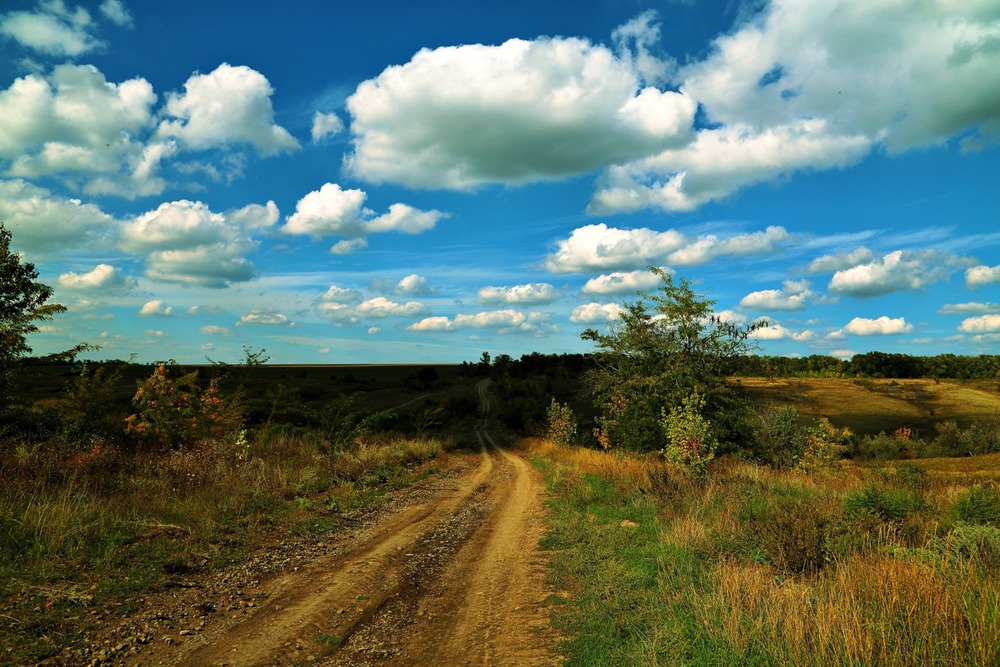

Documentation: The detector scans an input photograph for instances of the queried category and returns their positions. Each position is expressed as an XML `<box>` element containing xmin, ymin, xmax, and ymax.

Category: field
<box><xmin>738</xmin><ymin>376</ymin><xmax>1000</xmax><ymax>436</ymax></box>
<box><xmin>2</xmin><ymin>366</ymin><xmax>1000</xmax><ymax>665</ymax></box>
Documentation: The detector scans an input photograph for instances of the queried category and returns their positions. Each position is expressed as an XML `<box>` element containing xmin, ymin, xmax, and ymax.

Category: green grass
<box><xmin>532</xmin><ymin>439</ymin><xmax>1000</xmax><ymax>666</ymax></box>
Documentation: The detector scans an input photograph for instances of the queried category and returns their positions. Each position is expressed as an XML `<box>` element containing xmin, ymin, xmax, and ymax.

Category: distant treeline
<box><xmin>460</xmin><ymin>351</ymin><xmax>1000</xmax><ymax>382</ymax></box>
<box><xmin>733</xmin><ymin>352</ymin><xmax>1000</xmax><ymax>380</ymax></box>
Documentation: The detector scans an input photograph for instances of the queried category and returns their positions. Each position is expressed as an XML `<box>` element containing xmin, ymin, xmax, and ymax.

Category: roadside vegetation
<box><xmin>531</xmin><ymin>438</ymin><xmax>1000</xmax><ymax>665</ymax></box>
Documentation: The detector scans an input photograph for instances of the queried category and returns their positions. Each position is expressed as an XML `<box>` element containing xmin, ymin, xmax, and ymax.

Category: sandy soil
<box><xmin>101</xmin><ymin>380</ymin><xmax>559</xmax><ymax>667</ymax></box>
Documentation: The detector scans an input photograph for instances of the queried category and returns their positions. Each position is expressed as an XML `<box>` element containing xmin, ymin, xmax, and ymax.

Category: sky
<box><xmin>1</xmin><ymin>0</ymin><xmax>999</xmax><ymax>365</ymax></box>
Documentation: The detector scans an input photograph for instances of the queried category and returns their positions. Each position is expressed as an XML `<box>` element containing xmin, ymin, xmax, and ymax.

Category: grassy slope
<box><xmin>739</xmin><ymin>377</ymin><xmax>1000</xmax><ymax>436</ymax></box>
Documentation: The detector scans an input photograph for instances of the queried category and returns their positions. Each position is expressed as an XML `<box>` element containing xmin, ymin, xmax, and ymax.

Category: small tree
<box><xmin>545</xmin><ymin>399</ymin><xmax>578</xmax><ymax>446</ymax></box>
<box><xmin>661</xmin><ymin>393</ymin><xmax>716</xmax><ymax>476</ymax></box>
<box><xmin>581</xmin><ymin>267</ymin><xmax>764</xmax><ymax>452</ymax></box>
<box><xmin>0</xmin><ymin>222</ymin><xmax>68</xmax><ymax>409</ymax></box>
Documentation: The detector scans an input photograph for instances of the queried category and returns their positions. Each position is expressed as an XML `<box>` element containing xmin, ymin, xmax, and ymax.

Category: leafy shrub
<box><xmin>797</xmin><ymin>418</ymin><xmax>850</xmax><ymax>474</ymax></box>
<box><xmin>942</xmin><ymin>523</ymin><xmax>1000</xmax><ymax>565</ymax></box>
<box><xmin>124</xmin><ymin>364</ymin><xmax>242</xmax><ymax>449</ymax></box>
<box><xmin>737</xmin><ymin>488</ymin><xmax>833</xmax><ymax>574</ymax></box>
<box><xmin>953</xmin><ymin>485</ymin><xmax>1000</xmax><ymax>527</ymax></box>
<box><xmin>741</xmin><ymin>405</ymin><xmax>805</xmax><ymax>468</ymax></box>
<box><xmin>545</xmin><ymin>399</ymin><xmax>578</xmax><ymax>446</ymax></box>
<box><xmin>661</xmin><ymin>393</ymin><xmax>716</xmax><ymax>476</ymax></box>
<box><xmin>845</xmin><ymin>483</ymin><xmax>926</xmax><ymax>523</ymax></box>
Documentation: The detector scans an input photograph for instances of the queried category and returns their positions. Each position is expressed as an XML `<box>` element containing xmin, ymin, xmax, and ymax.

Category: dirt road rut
<box><xmin>153</xmin><ymin>382</ymin><xmax>557</xmax><ymax>666</ymax></box>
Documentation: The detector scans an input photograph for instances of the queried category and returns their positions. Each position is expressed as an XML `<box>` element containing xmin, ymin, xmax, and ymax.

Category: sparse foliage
<box><xmin>661</xmin><ymin>393</ymin><xmax>716</xmax><ymax>476</ymax></box>
<box><xmin>545</xmin><ymin>399</ymin><xmax>578</xmax><ymax>446</ymax></box>
<box><xmin>582</xmin><ymin>267</ymin><xmax>764</xmax><ymax>452</ymax></box>
<box><xmin>798</xmin><ymin>417</ymin><xmax>851</xmax><ymax>474</ymax></box>
<box><xmin>124</xmin><ymin>364</ymin><xmax>242</xmax><ymax>448</ymax></box>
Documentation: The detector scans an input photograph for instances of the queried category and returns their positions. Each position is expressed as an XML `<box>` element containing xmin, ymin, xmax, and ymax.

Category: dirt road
<box><xmin>136</xmin><ymin>380</ymin><xmax>558</xmax><ymax>666</ymax></box>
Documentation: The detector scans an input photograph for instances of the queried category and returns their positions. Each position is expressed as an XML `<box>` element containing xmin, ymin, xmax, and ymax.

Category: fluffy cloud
<box><xmin>591</xmin><ymin>120</ymin><xmax>869</xmax><ymax>213</ymax></box>
<box><xmin>938</xmin><ymin>302</ymin><xmax>1000</xmax><ymax>315</ymax></box>
<box><xmin>739</xmin><ymin>280</ymin><xmax>814</xmax><ymax>312</ymax></box>
<box><xmin>345</xmin><ymin>32</ymin><xmax>695</xmax><ymax>189</ymax></box>
<box><xmin>408</xmin><ymin>310</ymin><xmax>554</xmax><ymax>334</ymax></box>
<box><xmin>311</xmin><ymin>112</ymin><xmax>344</xmax><ymax>142</ymax></box>
<box><xmin>200</xmin><ymin>325</ymin><xmax>231</xmax><ymax>336</ymax></box>
<box><xmin>156</xmin><ymin>64</ymin><xmax>299</xmax><ymax>156</ymax></box>
<box><xmin>57</xmin><ymin>263</ymin><xmax>135</xmax><ymax>293</ymax></box>
<box><xmin>138</xmin><ymin>299</ymin><xmax>172</xmax><ymax>317</ymax></box>
<box><xmin>0</xmin><ymin>1</ymin><xmax>100</xmax><ymax>56</ymax></box>
<box><xmin>0</xmin><ymin>65</ymin><xmax>161</xmax><ymax>194</ymax></box>
<box><xmin>958</xmin><ymin>315</ymin><xmax>1000</xmax><ymax>334</ymax></box>
<box><xmin>238</xmin><ymin>308</ymin><xmax>292</xmax><ymax>326</ymax></box>
<box><xmin>120</xmin><ymin>199</ymin><xmax>278</xmax><ymax>287</ymax></box>
<box><xmin>321</xmin><ymin>285</ymin><xmax>364</xmax><ymax>303</ymax></box>
<box><xmin>592</xmin><ymin>0</ymin><xmax>1000</xmax><ymax>212</ymax></box>
<box><xmin>283</xmin><ymin>183</ymin><xmax>447</xmax><ymax>251</ymax></box>
<box><xmin>831</xmin><ymin>316</ymin><xmax>914</xmax><ymax>337</ymax></box>
<box><xmin>581</xmin><ymin>269</ymin><xmax>663</xmax><ymax>295</ymax></box>
<box><xmin>966</xmin><ymin>264</ymin><xmax>1000</xmax><ymax>289</ymax></box>
<box><xmin>478</xmin><ymin>283</ymin><xmax>560</xmax><ymax>305</ymax></box>
<box><xmin>318</xmin><ymin>296</ymin><xmax>428</xmax><ymax>324</ymax></box>
<box><xmin>570</xmin><ymin>302</ymin><xmax>626</xmax><ymax>324</ymax></box>
<box><xmin>0</xmin><ymin>178</ymin><xmax>115</xmax><ymax>252</ymax></box>
<box><xmin>748</xmin><ymin>323</ymin><xmax>815</xmax><ymax>341</ymax></box>
<box><xmin>395</xmin><ymin>274</ymin><xmax>434</xmax><ymax>296</ymax></box>
<box><xmin>828</xmin><ymin>250</ymin><xmax>960</xmax><ymax>298</ymax></box>
<box><xmin>544</xmin><ymin>223</ymin><xmax>789</xmax><ymax>273</ymax></box>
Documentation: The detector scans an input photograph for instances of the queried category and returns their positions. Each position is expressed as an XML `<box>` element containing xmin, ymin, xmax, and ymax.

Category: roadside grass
<box><xmin>739</xmin><ymin>377</ymin><xmax>1000</xmax><ymax>436</ymax></box>
<box><xmin>531</xmin><ymin>438</ymin><xmax>1000</xmax><ymax>666</ymax></box>
<box><xmin>0</xmin><ymin>430</ymin><xmax>448</xmax><ymax>663</ymax></box>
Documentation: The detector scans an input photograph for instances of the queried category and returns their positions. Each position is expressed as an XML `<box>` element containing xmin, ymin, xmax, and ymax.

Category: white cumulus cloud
<box><xmin>0</xmin><ymin>178</ymin><xmax>115</xmax><ymax>253</ymax></box>
<box><xmin>156</xmin><ymin>64</ymin><xmax>299</xmax><ymax>156</ymax></box>
<box><xmin>478</xmin><ymin>283</ymin><xmax>560</xmax><ymax>305</ymax></box>
<box><xmin>0</xmin><ymin>1</ymin><xmax>100</xmax><ymax>57</ymax></box>
<box><xmin>591</xmin><ymin>0</ymin><xmax>1000</xmax><ymax>212</ymax></box>
<box><xmin>408</xmin><ymin>310</ymin><xmax>554</xmax><ymax>334</ymax></box>
<box><xmin>582</xmin><ymin>269</ymin><xmax>664</xmax><ymax>295</ymax></box>
<box><xmin>311</xmin><ymin>112</ymin><xmax>344</xmax><ymax>142</ymax></box>
<box><xmin>570</xmin><ymin>302</ymin><xmax>626</xmax><ymax>324</ymax></box>
<box><xmin>282</xmin><ymin>183</ymin><xmax>447</xmax><ymax>251</ymax></box>
<box><xmin>138</xmin><ymin>299</ymin><xmax>172</xmax><ymax>317</ymax></box>
<box><xmin>966</xmin><ymin>264</ymin><xmax>1000</xmax><ymax>289</ymax></box>
<box><xmin>120</xmin><ymin>199</ymin><xmax>278</xmax><ymax>288</ymax></box>
<box><xmin>58</xmin><ymin>263</ymin><xmax>135</xmax><ymax>293</ymax></box>
<box><xmin>545</xmin><ymin>223</ymin><xmax>789</xmax><ymax>273</ymax></box>
<box><xmin>938</xmin><ymin>302</ymin><xmax>1000</xmax><ymax>315</ymax></box>
<box><xmin>958</xmin><ymin>315</ymin><xmax>1000</xmax><ymax>334</ymax></box>
<box><xmin>345</xmin><ymin>32</ymin><xmax>695</xmax><ymax>189</ymax></box>
<box><xmin>238</xmin><ymin>308</ymin><xmax>293</xmax><ymax>326</ymax></box>
<box><xmin>831</xmin><ymin>316</ymin><xmax>914</xmax><ymax>337</ymax></box>
<box><xmin>828</xmin><ymin>250</ymin><xmax>953</xmax><ymax>298</ymax></box>
<box><xmin>739</xmin><ymin>280</ymin><xmax>814</xmax><ymax>312</ymax></box>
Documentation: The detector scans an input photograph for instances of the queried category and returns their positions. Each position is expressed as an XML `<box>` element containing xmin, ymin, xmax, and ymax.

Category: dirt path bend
<box><xmin>144</xmin><ymin>380</ymin><xmax>558</xmax><ymax>667</ymax></box>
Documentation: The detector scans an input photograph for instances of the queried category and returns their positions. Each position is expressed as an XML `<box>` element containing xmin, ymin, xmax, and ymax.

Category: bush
<box><xmin>661</xmin><ymin>393</ymin><xmax>716</xmax><ymax>476</ymax></box>
<box><xmin>545</xmin><ymin>399</ymin><xmax>577</xmax><ymax>446</ymax></box>
<box><xmin>124</xmin><ymin>365</ymin><xmax>242</xmax><ymax>449</ymax></box>
<box><xmin>845</xmin><ymin>483</ymin><xmax>926</xmax><ymax>523</ymax></box>
<box><xmin>741</xmin><ymin>405</ymin><xmax>805</xmax><ymax>468</ymax></box>
<box><xmin>953</xmin><ymin>485</ymin><xmax>1000</xmax><ymax>527</ymax></box>
<box><xmin>797</xmin><ymin>418</ymin><xmax>850</xmax><ymax>474</ymax></box>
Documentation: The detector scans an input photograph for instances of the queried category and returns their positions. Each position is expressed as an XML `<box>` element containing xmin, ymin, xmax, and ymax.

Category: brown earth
<box><xmin>56</xmin><ymin>380</ymin><xmax>560</xmax><ymax>667</ymax></box>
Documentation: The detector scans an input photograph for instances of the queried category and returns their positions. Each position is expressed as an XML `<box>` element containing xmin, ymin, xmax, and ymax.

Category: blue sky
<box><xmin>2</xmin><ymin>0</ymin><xmax>999</xmax><ymax>364</ymax></box>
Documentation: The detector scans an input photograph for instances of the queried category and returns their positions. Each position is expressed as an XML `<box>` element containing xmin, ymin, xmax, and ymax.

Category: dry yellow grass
<box><xmin>739</xmin><ymin>377</ymin><xmax>1000</xmax><ymax>435</ymax></box>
